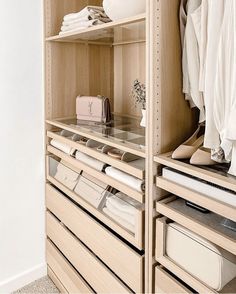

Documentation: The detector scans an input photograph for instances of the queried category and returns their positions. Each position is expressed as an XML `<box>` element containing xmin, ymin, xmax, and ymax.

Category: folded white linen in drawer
<box><xmin>163</xmin><ymin>167</ymin><xmax>236</xmax><ymax>207</ymax></box>
<box><xmin>54</xmin><ymin>162</ymin><xmax>80</xmax><ymax>190</ymax></box>
<box><xmin>103</xmin><ymin>207</ymin><xmax>135</xmax><ymax>233</ymax></box>
<box><xmin>75</xmin><ymin>151</ymin><xmax>106</xmax><ymax>171</ymax></box>
<box><xmin>105</xmin><ymin>166</ymin><xmax>145</xmax><ymax>192</ymax></box>
<box><xmin>50</xmin><ymin>139</ymin><xmax>75</xmax><ymax>155</ymax></box>
<box><xmin>74</xmin><ymin>172</ymin><xmax>107</xmax><ymax>208</ymax></box>
<box><xmin>166</xmin><ymin>223</ymin><xmax>236</xmax><ymax>291</ymax></box>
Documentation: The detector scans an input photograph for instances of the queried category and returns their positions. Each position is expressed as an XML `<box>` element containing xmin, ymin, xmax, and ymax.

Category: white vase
<box><xmin>140</xmin><ymin>109</ymin><xmax>146</xmax><ymax>127</ymax></box>
<box><xmin>103</xmin><ymin>0</ymin><xmax>146</xmax><ymax>21</ymax></box>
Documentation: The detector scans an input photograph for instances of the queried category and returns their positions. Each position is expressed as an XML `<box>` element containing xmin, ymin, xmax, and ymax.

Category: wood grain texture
<box><xmin>46</xmin><ymin>184</ymin><xmax>144</xmax><ymax>293</ymax></box>
<box><xmin>47</xmin><ymin>242</ymin><xmax>93</xmax><ymax>293</ymax></box>
<box><xmin>155</xmin><ymin>266</ymin><xmax>192</xmax><ymax>294</ymax></box>
<box><xmin>46</xmin><ymin>212</ymin><xmax>131</xmax><ymax>293</ymax></box>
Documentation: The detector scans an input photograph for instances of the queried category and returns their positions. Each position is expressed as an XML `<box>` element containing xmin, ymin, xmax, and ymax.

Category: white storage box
<box><xmin>166</xmin><ymin>223</ymin><xmax>236</xmax><ymax>291</ymax></box>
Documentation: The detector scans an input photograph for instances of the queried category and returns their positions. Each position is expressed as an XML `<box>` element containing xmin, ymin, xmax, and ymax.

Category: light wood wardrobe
<box><xmin>44</xmin><ymin>0</ymin><xmax>236</xmax><ymax>293</ymax></box>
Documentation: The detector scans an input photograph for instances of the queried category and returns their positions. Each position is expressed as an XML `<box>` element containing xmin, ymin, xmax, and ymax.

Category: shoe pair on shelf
<box><xmin>172</xmin><ymin>125</ymin><xmax>217</xmax><ymax>165</ymax></box>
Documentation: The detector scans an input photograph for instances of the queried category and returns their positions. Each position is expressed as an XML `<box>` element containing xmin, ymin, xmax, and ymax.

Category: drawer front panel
<box><xmin>46</xmin><ymin>212</ymin><xmax>131</xmax><ymax>294</ymax></box>
<box><xmin>47</xmin><ymin>239</ymin><xmax>93</xmax><ymax>293</ymax></box>
<box><xmin>48</xmin><ymin>267</ymin><xmax>68</xmax><ymax>294</ymax></box>
<box><xmin>46</xmin><ymin>184</ymin><xmax>143</xmax><ymax>293</ymax></box>
<box><xmin>155</xmin><ymin>266</ymin><xmax>191</xmax><ymax>294</ymax></box>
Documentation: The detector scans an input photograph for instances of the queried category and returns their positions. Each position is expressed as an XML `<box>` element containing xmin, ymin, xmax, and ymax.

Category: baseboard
<box><xmin>0</xmin><ymin>263</ymin><xmax>47</xmax><ymax>294</ymax></box>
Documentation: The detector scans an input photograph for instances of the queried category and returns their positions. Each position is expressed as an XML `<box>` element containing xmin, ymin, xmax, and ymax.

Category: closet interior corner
<box><xmin>44</xmin><ymin>0</ymin><xmax>236</xmax><ymax>293</ymax></box>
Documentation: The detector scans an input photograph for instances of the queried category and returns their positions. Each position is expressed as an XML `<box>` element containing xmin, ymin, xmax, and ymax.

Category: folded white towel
<box><xmin>60</xmin><ymin>19</ymin><xmax>103</xmax><ymax>32</ymax></box>
<box><xmin>103</xmin><ymin>207</ymin><xmax>135</xmax><ymax>233</ymax></box>
<box><xmin>59</xmin><ymin>27</ymin><xmax>88</xmax><ymax>35</ymax></box>
<box><xmin>64</xmin><ymin>6</ymin><xmax>107</xmax><ymax>22</ymax></box>
<box><xmin>50</xmin><ymin>139</ymin><xmax>75</xmax><ymax>155</ymax></box>
<box><xmin>106</xmin><ymin>201</ymin><xmax>135</xmax><ymax>226</ymax></box>
<box><xmin>63</xmin><ymin>16</ymin><xmax>111</xmax><ymax>26</ymax></box>
<box><xmin>107</xmin><ymin>195</ymin><xmax>136</xmax><ymax>216</ymax></box>
<box><xmin>105</xmin><ymin>166</ymin><xmax>145</xmax><ymax>192</ymax></box>
<box><xmin>75</xmin><ymin>151</ymin><xmax>106</xmax><ymax>171</ymax></box>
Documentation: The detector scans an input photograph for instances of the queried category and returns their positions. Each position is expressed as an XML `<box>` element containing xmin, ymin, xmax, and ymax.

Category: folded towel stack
<box><xmin>59</xmin><ymin>6</ymin><xmax>111</xmax><ymax>35</ymax></box>
<box><xmin>103</xmin><ymin>193</ymin><xmax>140</xmax><ymax>233</ymax></box>
<box><xmin>105</xmin><ymin>166</ymin><xmax>145</xmax><ymax>192</ymax></box>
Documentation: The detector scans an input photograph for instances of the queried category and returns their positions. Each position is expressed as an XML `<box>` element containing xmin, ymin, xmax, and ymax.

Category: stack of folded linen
<box><xmin>105</xmin><ymin>166</ymin><xmax>145</xmax><ymax>192</ymax></box>
<box><xmin>59</xmin><ymin>6</ymin><xmax>111</xmax><ymax>35</ymax></box>
<box><xmin>103</xmin><ymin>193</ymin><xmax>139</xmax><ymax>233</ymax></box>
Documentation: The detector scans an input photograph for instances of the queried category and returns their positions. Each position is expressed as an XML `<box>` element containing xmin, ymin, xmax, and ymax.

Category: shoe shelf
<box><xmin>46</xmin><ymin>115</ymin><xmax>146</xmax><ymax>158</ymax></box>
<box><xmin>156</xmin><ymin>196</ymin><xmax>236</xmax><ymax>255</ymax></box>
<box><xmin>154</xmin><ymin>152</ymin><xmax>236</xmax><ymax>192</ymax></box>
<box><xmin>46</xmin><ymin>13</ymin><xmax>146</xmax><ymax>45</ymax></box>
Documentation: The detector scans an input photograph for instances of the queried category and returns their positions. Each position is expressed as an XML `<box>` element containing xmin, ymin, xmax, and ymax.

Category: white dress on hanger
<box><xmin>203</xmin><ymin>0</ymin><xmax>225</xmax><ymax>149</ymax></box>
<box><xmin>182</xmin><ymin>0</ymin><xmax>205</xmax><ymax>122</ymax></box>
<box><xmin>214</xmin><ymin>0</ymin><xmax>236</xmax><ymax>175</ymax></box>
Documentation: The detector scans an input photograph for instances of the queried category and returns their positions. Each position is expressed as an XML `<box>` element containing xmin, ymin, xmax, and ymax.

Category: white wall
<box><xmin>0</xmin><ymin>1</ymin><xmax>45</xmax><ymax>293</ymax></box>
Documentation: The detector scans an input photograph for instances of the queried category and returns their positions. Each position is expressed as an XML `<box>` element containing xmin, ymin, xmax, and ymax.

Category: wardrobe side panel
<box><xmin>113</xmin><ymin>25</ymin><xmax>146</xmax><ymax>118</ymax></box>
<box><xmin>159</xmin><ymin>0</ymin><xmax>197</xmax><ymax>153</ymax></box>
<box><xmin>45</xmin><ymin>0</ymin><xmax>89</xmax><ymax>37</ymax></box>
<box><xmin>88</xmin><ymin>45</ymin><xmax>114</xmax><ymax>108</ymax></box>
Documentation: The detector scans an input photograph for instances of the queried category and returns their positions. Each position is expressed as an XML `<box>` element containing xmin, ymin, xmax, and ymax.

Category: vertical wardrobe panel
<box><xmin>44</xmin><ymin>0</ymin><xmax>89</xmax><ymax>37</ymax></box>
<box><xmin>45</xmin><ymin>42</ymin><xmax>87</xmax><ymax>119</ymax></box>
<box><xmin>88</xmin><ymin>45</ymin><xmax>114</xmax><ymax>106</ymax></box>
<box><xmin>113</xmin><ymin>25</ymin><xmax>146</xmax><ymax>117</ymax></box>
<box><xmin>157</xmin><ymin>0</ymin><xmax>197</xmax><ymax>153</ymax></box>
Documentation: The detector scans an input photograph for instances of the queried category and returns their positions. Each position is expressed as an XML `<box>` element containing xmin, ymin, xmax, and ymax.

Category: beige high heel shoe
<box><xmin>190</xmin><ymin>147</ymin><xmax>218</xmax><ymax>166</ymax></box>
<box><xmin>172</xmin><ymin>125</ymin><xmax>205</xmax><ymax>159</ymax></box>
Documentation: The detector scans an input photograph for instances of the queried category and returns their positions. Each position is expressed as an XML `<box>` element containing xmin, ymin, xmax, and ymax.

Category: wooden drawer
<box><xmin>47</xmin><ymin>130</ymin><xmax>145</xmax><ymax>179</ymax></box>
<box><xmin>46</xmin><ymin>184</ymin><xmax>144</xmax><ymax>293</ymax></box>
<box><xmin>46</xmin><ymin>212</ymin><xmax>130</xmax><ymax>293</ymax></box>
<box><xmin>47</xmin><ymin>147</ymin><xmax>144</xmax><ymax>203</ymax></box>
<box><xmin>48</xmin><ymin>267</ymin><xmax>68</xmax><ymax>293</ymax></box>
<box><xmin>155</xmin><ymin>266</ymin><xmax>191</xmax><ymax>294</ymax></box>
<box><xmin>155</xmin><ymin>218</ymin><xmax>236</xmax><ymax>294</ymax></box>
<box><xmin>47</xmin><ymin>240</ymin><xmax>93</xmax><ymax>293</ymax></box>
<box><xmin>156</xmin><ymin>196</ymin><xmax>236</xmax><ymax>255</ymax></box>
<box><xmin>47</xmin><ymin>156</ymin><xmax>145</xmax><ymax>250</ymax></box>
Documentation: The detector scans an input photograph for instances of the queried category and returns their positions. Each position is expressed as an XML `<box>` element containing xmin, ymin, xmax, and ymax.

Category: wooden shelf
<box><xmin>46</xmin><ymin>117</ymin><xmax>146</xmax><ymax>158</ymax></box>
<box><xmin>156</xmin><ymin>176</ymin><xmax>236</xmax><ymax>222</ymax></box>
<box><xmin>46</xmin><ymin>13</ymin><xmax>146</xmax><ymax>44</ymax></box>
<box><xmin>156</xmin><ymin>196</ymin><xmax>236</xmax><ymax>255</ymax></box>
<box><xmin>154</xmin><ymin>152</ymin><xmax>236</xmax><ymax>193</ymax></box>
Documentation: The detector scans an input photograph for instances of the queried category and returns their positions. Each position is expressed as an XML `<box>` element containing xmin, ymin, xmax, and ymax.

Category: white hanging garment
<box><xmin>203</xmin><ymin>0</ymin><xmax>225</xmax><ymax>149</ymax></box>
<box><xmin>180</xmin><ymin>0</ymin><xmax>195</xmax><ymax>108</ymax></box>
<box><xmin>214</xmin><ymin>0</ymin><xmax>236</xmax><ymax>175</ymax></box>
<box><xmin>199</xmin><ymin>0</ymin><xmax>208</xmax><ymax>92</ymax></box>
<box><xmin>183</xmin><ymin>0</ymin><xmax>205</xmax><ymax>122</ymax></box>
